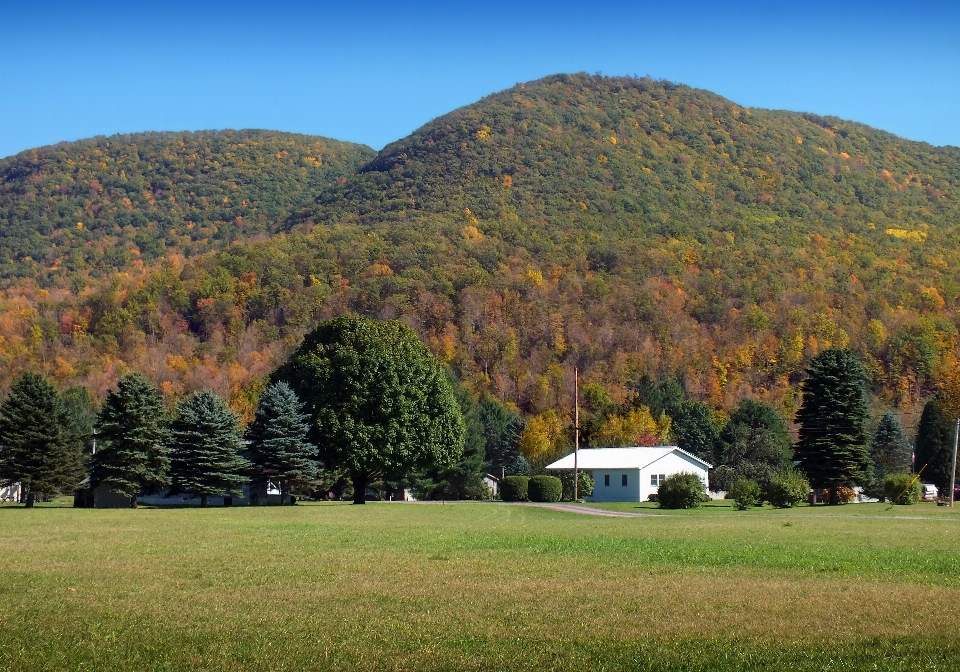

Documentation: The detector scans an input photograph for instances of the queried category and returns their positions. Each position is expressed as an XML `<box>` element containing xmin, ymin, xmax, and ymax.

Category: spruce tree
<box><xmin>795</xmin><ymin>349</ymin><xmax>872</xmax><ymax>504</ymax></box>
<box><xmin>169</xmin><ymin>390</ymin><xmax>249</xmax><ymax>507</ymax></box>
<box><xmin>914</xmin><ymin>398</ymin><xmax>955</xmax><ymax>494</ymax></box>
<box><xmin>90</xmin><ymin>373</ymin><xmax>170</xmax><ymax>508</ymax></box>
<box><xmin>245</xmin><ymin>382</ymin><xmax>318</xmax><ymax>504</ymax></box>
<box><xmin>0</xmin><ymin>373</ymin><xmax>85</xmax><ymax>507</ymax></box>
<box><xmin>867</xmin><ymin>412</ymin><xmax>912</xmax><ymax>498</ymax></box>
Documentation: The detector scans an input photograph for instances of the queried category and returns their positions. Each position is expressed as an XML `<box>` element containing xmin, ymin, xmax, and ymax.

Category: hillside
<box><xmin>3</xmin><ymin>74</ymin><xmax>960</xmax><ymax>430</ymax></box>
<box><xmin>0</xmin><ymin>130</ymin><xmax>375</xmax><ymax>280</ymax></box>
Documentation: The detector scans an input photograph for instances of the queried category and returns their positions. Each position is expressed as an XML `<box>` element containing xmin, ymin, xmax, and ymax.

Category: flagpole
<box><xmin>574</xmin><ymin>368</ymin><xmax>580</xmax><ymax>501</ymax></box>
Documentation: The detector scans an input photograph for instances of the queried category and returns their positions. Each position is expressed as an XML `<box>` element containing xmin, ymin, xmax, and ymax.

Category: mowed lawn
<box><xmin>1</xmin><ymin>501</ymin><xmax>959</xmax><ymax>671</ymax></box>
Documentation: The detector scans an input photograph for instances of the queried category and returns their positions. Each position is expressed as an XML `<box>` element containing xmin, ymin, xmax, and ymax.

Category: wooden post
<box><xmin>574</xmin><ymin>369</ymin><xmax>580</xmax><ymax>501</ymax></box>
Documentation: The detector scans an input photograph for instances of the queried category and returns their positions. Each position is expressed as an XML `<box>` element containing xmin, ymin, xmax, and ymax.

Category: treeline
<box><xmin>2</xmin><ymin>74</ymin><xmax>960</xmax><ymax>437</ymax></box>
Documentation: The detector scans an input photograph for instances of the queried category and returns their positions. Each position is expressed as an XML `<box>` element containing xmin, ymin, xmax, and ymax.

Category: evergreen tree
<box><xmin>89</xmin><ymin>373</ymin><xmax>170</xmax><ymax>508</ymax></box>
<box><xmin>0</xmin><ymin>373</ymin><xmax>85</xmax><ymax>507</ymax></box>
<box><xmin>670</xmin><ymin>400</ymin><xmax>721</xmax><ymax>463</ymax></box>
<box><xmin>169</xmin><ymin>390</ymin><xmax>249</xmax><ymax>507</ymax></box>
<box><xmin>712</xmin><ymin>399</ymin><xmax>793</xmax><ymax>492</ymax></box>
<box><xmin>867</xmin><ymin>412</ymin><xmax>912</xmax><ymax>498</ymax></box>
<box><xmin>245</xmin><ymin>381</ymin><xmax>318</xmax><ymax>504</ymax></box>
<box><xmin>914</xmin><ymin>398</ymin><xmax>955</xmax><ymax>494</ymax></box>
<box><xmin>62</xmin><ymin>385</ymin><xmax>97</xmax><ymax>453</ymax></box>
<box><xmin>794</xmin><ymin>349</ymin><xmax>872</xmax><ymax>504</ymax></box>
<box><xmin>477</xmin><ymin>396</ymin><xmax>523</xmax><ymax>475</ymax></box>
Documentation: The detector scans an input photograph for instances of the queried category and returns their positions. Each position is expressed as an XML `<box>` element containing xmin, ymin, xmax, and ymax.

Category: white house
<box><xmin>546</xmin><ymin>446</ymin><xmax>712</xmax><ymax>502</ymax></box>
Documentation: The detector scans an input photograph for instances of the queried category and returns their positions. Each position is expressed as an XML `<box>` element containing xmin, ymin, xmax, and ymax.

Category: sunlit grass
<box><xmin>1</xmin><ymin>501</ymin><xmax>959</xmax><ymax>670</ymax></box>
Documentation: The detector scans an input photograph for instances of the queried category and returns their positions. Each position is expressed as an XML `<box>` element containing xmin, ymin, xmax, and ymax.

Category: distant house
<box><xmin>546</xmin><ymin>446</ymin><xmax>712</xmax><ymax>502</ymax></box>
<box><xmin>1</xmin><ymin>482</ymin><xmax>21</xmax><ymax>503</ymax></box>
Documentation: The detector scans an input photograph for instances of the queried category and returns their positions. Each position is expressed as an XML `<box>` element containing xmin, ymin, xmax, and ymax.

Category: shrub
<box><xmin>559</xmin><ymin>470</ymin><xmax>595</xmax><ymax>501</ymax></box>
<box><xmin>501</xmin><ymin>476</ymin><xmax>529</xmax><ymax>502</ymax></box>
<box><xmin>883</xmin><ymin>473</ymin><xmax>921</xmax><ymax>505</ymax></box>
<box><xmin>657</xmin><ymin>472</ymin><xmax>707</xmax><ymax>509</ymax></box>
<box><xmin>766</xmin><ymin>468</ymin><xmax>810</xmax><ymax>508</ymax></box>
<box><xmin>729</xmin><ymin>478</ymin><xmax>761</xmax><ymax>510</ymax></box>
<box><xmin>528</xmin><ymin>475</ymin><xmax>563</xmax><ymax>502</ymax></box>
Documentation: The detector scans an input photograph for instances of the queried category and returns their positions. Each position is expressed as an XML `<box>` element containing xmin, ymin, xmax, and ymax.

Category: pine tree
<box><xmin>867</xmin><ymin>412</ymin><xmax>912</xmax><ymax>498</ymax></box>
<box><xmin>90</xmin><ymin>373</ymin><xmax>170</xmax><ymax>508</ymax></box>
<box><xmin>245</xmin><ymin>382</ymin><xmax>318</xmax><ymax>505</ymax></box>
<box><xmin>0</xmin><ymin>373</ymin><xmax>85</xmax><ymax>507</ymax></box>
<box><xmin>169</xmin><ymin>390</ymin><xmax>249</xmax><ymax>507</ymax></box>
<box><xmin>795</xmin><ymin>349</ymin><xmax>872</xmax><ymax>504</ymax></box>
<box><xmin>914</xmin><ymin>398</ymin><xmax>955</xmax><ymax>494</ymax></box>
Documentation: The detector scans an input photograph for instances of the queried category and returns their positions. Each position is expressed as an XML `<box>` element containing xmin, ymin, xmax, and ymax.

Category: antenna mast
<box><xmin>574</xmin><ymin>368</ymin><xmax>580</xmax><ymax>501</ymax></box>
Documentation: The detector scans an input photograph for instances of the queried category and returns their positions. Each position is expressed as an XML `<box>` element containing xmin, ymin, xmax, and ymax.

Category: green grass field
<box><xmin>1</xmin><ymin>500</ymin><xmax>959</xmax><ymax>671</ymax></box>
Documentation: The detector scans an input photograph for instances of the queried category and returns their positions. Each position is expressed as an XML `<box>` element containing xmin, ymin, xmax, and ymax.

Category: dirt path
<box><xmin>518</xmin><ymin>502</ymin><xmax>661</xmax><ymax>517</ymax></box>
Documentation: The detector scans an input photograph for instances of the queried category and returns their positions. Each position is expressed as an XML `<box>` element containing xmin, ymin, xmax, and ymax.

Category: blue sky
<box><xmin>1</xmin><ymin>1</ymin><xmax>958</xmax><ymax>159</ymax></box>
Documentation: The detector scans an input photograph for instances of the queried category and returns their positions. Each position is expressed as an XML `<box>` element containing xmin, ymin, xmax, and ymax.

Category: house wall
<box><xmin>588</xmin><ymin>469</ymin><xmax>642</xmax><ymax>502</ymax></box>
<box><xmin>640</xmin><ymin>453</ymin><xmax>709</xmax><ymax>502</ymax></box>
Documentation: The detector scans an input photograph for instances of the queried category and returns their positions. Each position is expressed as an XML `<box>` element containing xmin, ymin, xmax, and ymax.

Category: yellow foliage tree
<box><xmin>519</xmin><ymin>409</ymin><xmax>570</xmax><ymax>467</ymax></box>
<box><xmin>592</xmin><ymin>406</ymin><xmax>671</xmax><ymax>447</ymax></box>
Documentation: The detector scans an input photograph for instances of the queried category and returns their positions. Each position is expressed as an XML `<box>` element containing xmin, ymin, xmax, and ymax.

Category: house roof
<box><xmin>545</xmin><ymin>446</ymin><xmax>713</xmax><ymax>471</ymax></box>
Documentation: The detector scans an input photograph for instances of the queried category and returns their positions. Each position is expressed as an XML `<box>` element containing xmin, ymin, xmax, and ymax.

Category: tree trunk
<box><xmin>352</xmin><ymin>472</ymin><xmax>368</xmax><ymax>505</ymax></box>
<box><xmin>280</xmin><ymin>480</ymin><xmax>290</xmax><ymax>506</ymax></box>
<box><xmin>130</xmin><ymin>495</ymin><xmax>138</xmax><ymax>509</ymax></box>
<box><xmin>828</xmin><ymin>487</ymin><xmax>839</xmax><ymax>505</ymax></box>
<box><xmin>200</xmin><ymin>493</ymin><xmax>209</xmax><ymax>508</ymax></box>
<box><xmin>25</xmin><ymin>491</ymin><xmax>35</xmax><ymax>508</ymax></box>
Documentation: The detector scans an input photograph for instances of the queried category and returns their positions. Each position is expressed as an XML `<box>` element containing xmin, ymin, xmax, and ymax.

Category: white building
<box><xmin>546</xmin><ymin>446</ymin><xmax>712</xmax><ymax>502</ymax></box>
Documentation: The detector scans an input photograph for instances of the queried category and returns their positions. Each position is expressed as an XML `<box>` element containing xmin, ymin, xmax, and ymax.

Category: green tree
<box><xmin>415</xmin><ymin>372</ymin><xmax>488</xmax><ymax>500</ymax></box>
<box><xmin>274</xmin><ymin>317</ymin><xmax>466</xmax><ymax>504</ymax></box>
<box><xmin>477</xmin><ymin>396</ymin><xmax>523</xmax><ymax>474</ymax></box>
<box><xmin>61</xmin><ymin>385</ymin><xmax>97</xmax><ymax>453</ymax></box>
<box><xmin>0</xmin><ymin>373</ymin><xmax>85</xmax><ymax>507</ymax></box>
<box><xmin>90</xmin><ymin>373</ymin><xmax>171</xmax><ymax>507</ymax></box>
<box><xmin>670</xmin><ymin>400</ymin><xmax>721</xmax><ymax>463</ymax></box>
<box><xmin>914</xmin><ymin>398</ymin><xmax>955</xmax><ymax>494</ymax></box>
<box><xmin>245</xmin><ymin>381</ymin><xmax>319</xmax><ymax>505</ymax></box>
<box><xmin>867</xmin><ymin>412</ymin><xmax>912</xmax><ymax>499</ymax></box>
<box><xmin>169</xmin><ymin>390</ymin><xmax>249</xmax><ymax>507</ymax></box>
<box><xmin>795</xmin><ymin>349</ymin><xmax>872</xmax><ymax>505</ymax></box>
<box><xmin>712</xmin><ymin>400</ymin><xmax>792</xmax><ymax>492</ymax></box>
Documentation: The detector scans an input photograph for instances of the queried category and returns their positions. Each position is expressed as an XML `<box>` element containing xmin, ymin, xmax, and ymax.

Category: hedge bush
<box><xmin>766</xmin><ymin>469</ymin><xmax>810</xmax><ymax>508</ymax></box>
<box><xmin>559</xmin><ymin>470</ymin><xmax>594</xmax><ymax>501</ymax></box>
<box><xmin>883</xmin><ymin>473</ymin><xmax>921</xmax><ymax>505</ymax></box>
<box><xmin>529</xmin><ymin>475</ymin><xmax>563</xmax><ymax>502</ymax></box>
<box><xmin>729</xmin><ymin>478</ymin><xmax>761</xmax><ymax>510</ymax></box>
<box><xmin>657</xmin><ymin>472</ymin><xmax>707</xmax><ymax>509</ymax></box>
<box><xmin>501</xmin><ymin>476</ymin><xmax>529</xmax><ymax>502</ymax></box>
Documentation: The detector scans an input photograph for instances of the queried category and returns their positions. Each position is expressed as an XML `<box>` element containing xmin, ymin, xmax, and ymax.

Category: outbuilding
<box><xmin>546</xmin><ymin>446</ymin><xmax>712</xmax><ymax>502</ymax></box>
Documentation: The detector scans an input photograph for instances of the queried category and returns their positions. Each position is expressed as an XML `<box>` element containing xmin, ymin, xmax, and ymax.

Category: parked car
<box><xmin>921</xmin><ymin>484</ymin><xmax>939</xmax><ymax>501</ymax></box>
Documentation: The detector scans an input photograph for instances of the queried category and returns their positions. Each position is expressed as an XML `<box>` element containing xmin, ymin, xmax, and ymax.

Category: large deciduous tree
<box><xmin>245</xmin><ymin>381</ymin><xmax>318</xmax><ymax>504</ymax></box>
<box><xmin>0</xmin><ymin>373</ymin><xmax>86</xmax><ymax>507</ymax></box>
<box><xmin>711</xmin><ymin>399</ymin><xmax>792</xmax><ymax>492</ymax></box>
<box><xmin>274</xmin><ymin>317</ymin><xmax>466</xmax><ymax>504</ymax></box>
<box><xmin>169</xmin><ymin>390</ymin><xmax>249</xmax><ymax>507</ymax></box>
<box><xmin>794</xmin><ymin>349</ymin><xmax>872</xmax><ymax>504</ymax></box>
<box><xmin>90</xmin><ymin>373</ymin><xmax>171</xmax><ymax>508</ymax></box>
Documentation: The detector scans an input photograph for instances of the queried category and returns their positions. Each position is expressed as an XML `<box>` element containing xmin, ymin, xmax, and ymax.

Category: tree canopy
<box><xmin>274</xmin><ymin>316</ymin><xmax>466</xmax><ymax>504</ymax></box>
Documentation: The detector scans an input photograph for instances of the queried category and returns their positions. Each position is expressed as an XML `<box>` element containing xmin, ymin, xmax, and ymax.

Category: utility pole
<box><xmin>573</xmin><ymin>368</ymin><xmax>580</xmax><ymax>501</ymax></box>
<box><xmin>950</xmin><ymin>418</ymin><xmax>958</xmax><ymax>506</ymax></box>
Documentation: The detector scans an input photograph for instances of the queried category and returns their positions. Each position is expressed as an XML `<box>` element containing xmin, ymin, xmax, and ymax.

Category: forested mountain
<box><xmin>2</xmin><ymin>73</ymin><xmax>960</xmax><ymax>434</ymax></box>
<box><xmin>0</xmin><ymin>130</ymin><xmax>375</xmax><ymax>279</ymax></box>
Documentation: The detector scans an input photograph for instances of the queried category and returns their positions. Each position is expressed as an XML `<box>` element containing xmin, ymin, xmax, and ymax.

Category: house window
<box><xmin>621</xmin><ymin>474</ymin><xmax>628</xmax><ymax>487</ymax></box>
<box><xmin>651</xmin><ymin>474</ymin><xmax>667</xmax><ymax>486</ymax></box>
<box><xmin>604</xmin><ymin>474</ymin><xmax>610</xmax><ymax>487</ymax></box>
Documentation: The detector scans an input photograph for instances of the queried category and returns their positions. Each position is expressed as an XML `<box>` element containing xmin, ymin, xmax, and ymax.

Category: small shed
<box><xmin>546</xmin><ymin>446</ymin><xmax>712</xmax><ymax>502</ymax></box>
